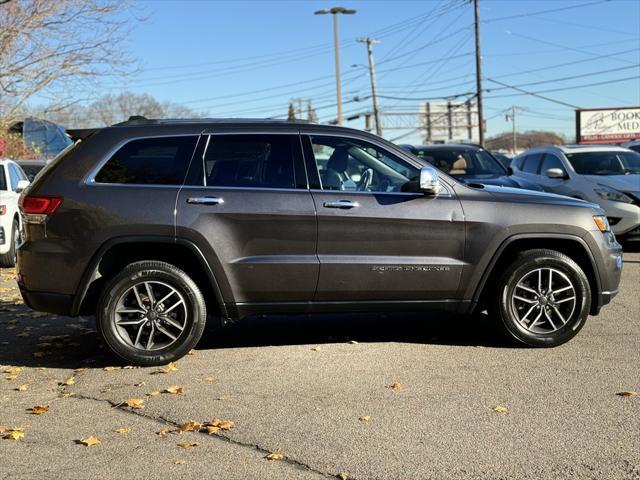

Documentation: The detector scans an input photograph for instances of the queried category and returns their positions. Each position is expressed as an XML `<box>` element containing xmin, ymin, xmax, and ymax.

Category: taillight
<box><xmin>19</xmin><ymin>195</ymin><xmax>63</xmax><ymax>221</ymax></box>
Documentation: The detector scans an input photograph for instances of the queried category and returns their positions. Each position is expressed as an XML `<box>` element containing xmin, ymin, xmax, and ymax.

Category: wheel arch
<box><xmin>72</xmin><ymin>236</ymin><xmax>228</xmax><ymax>319</ymax></box>
<box><xmin>473</xmin><ymin>234</ymin><xmax>601</xmax><ymax>315</ymax></box>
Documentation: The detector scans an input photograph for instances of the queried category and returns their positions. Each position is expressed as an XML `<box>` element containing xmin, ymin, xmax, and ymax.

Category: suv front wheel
<box><xmin>494</xmin><ymin>249</ymin><xmax>591</xmax><ymax>347</ymax></box>
<box><xmin>96</xmin><ymin>261</ymin><xmax>206</xmax><ymax>366</ymax></box>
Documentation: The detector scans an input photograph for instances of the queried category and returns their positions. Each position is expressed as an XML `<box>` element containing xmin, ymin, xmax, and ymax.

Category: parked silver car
<box><xmin>511</xmin><ymin>145</ymin><xmax>640</xmax><ymax>240</ymax></box>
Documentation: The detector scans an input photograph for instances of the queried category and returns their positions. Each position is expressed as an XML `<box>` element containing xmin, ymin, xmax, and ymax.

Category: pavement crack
<box><xmin>62</xmin><ymin>392</ymin><xmax>335</xmax><ymax>478</ymax></box>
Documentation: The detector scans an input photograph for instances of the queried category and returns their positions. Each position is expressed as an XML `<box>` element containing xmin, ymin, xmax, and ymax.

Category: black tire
<box><xmin>492</xmin><ymin>249</ymin><xmax>591</xmax><ymax>347</ymax></box>
<box><xmin>96</xmin><ymin>261</ymin><xmax>206</xmax><ymax>366</ymax></box>
<box><xmin>0</xmin><ymin>219</ymin><xmax>19</xmax><ymax>268</ymax></box>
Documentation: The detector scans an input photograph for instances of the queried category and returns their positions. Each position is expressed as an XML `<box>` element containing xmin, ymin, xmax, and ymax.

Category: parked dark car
<box><xmin>491</xmin><ymin>151</ymin><xmax>513</xmax><ymax>169</ymax></box>
<box><xmin>18</xmin><ymin>118</ymin><xmax>622</xmax><ymax>365</ymax></box>
<box><xmin>16</xmin><ymin>159</ymin><xmax>48</xmax><ymax>182</ymax></box>
<box><xmin>399</xmin><ymin>144</ymin><xmax>542</xmax><ymax>191</ymax></box>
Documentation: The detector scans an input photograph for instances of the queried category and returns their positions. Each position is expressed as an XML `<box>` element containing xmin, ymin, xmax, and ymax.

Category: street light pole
<box><xmin>357</xmin><ymin>37</ymin><xmax>382</xmax><ymax>136</ymax></box>
<box><xmin>473</xmin><ymin>0</ymin><xmax>484</xmax><ymax>146</ymax></box>
<box><xmin>315</xmin><ymin>6</ymin><xmax>356</xmax><ymax>126</ymax></box>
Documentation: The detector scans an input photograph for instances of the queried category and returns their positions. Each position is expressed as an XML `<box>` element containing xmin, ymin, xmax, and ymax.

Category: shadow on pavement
<box><xmin>0</xmin><ymin>295</ymin><xmax>514</xmax><ymax>369</ymax></box>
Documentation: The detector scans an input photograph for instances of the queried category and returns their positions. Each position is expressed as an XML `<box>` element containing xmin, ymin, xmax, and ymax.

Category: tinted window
<box><xmin>522</xmin><ymin>153</ymin><xmax>543</xmax><ymax>174</ymax></box>
<box><xmin>565</xmin><ymin>151</ymin><xmax>640</xmax><ymax>175</ymax></box>
<box><xmin>413</xmin><ymin>148</ymin><xmax>505</xmax><ymax>177</ymax></box>
<box><xmin>310</xmin><ymin>135</ymin><xmax>419</xmax><ymax>193</ymax></box>
<box><xmin>539</xmin><ymin>154</ymin><xmax>564</xmax><ymax>174</ymax></box>
<box><xmin>95</xmin><ymin>136</ymin><xmax>198</xmax><ymax>184</ymax></box>
<box><xmin>202</xmin><ymin>135</ymin><xmax>297</xmax><ymax>189</ymax></box>
<box><xmin>8</xmin><ymin>164</ymin><xmax>21</xmax><ymax>190</ymax></box>
<box><xmin>0</xmin><ymin>166</ymin><xmax>6</xmax><ymax>191</ymax></box>
<box><xmin>512</xmin><ymin>155</ymin><xmax>525</xmax><ymax>170</ymax></box>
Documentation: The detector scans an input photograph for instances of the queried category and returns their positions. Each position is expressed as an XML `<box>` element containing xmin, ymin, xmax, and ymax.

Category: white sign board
<box><xmin>577</xmin><ymin>107</ymin><xmax>640</xmax><ymax>144</ymax></box>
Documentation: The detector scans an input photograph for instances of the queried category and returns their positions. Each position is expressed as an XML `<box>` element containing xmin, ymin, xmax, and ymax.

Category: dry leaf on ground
<box><xmin>2</xmin><ymin>366</ymin><xmax>22</xmax><ymax>375</ymax></box>
<box><xmin>265</xmin><ymin>452</ymin><xmax>285</xmax><ymax>461</ymax></box>
<box><xmin>15</xmin><ymin>384</ymin><xmax>28</xmax><ymax>392</ymax></box>
<box><xmin>3</xmin><ymin>429</ymin><xmax>25</xmax><ymax>441</ymax></box>
<box><xmin>103</xmin><ymin>366</ymin><xmax>121</xmax><ymax>372</ymax></box>
<box><xmin>62</xmin><ymin>376</ymin><xmax>75</xmax><ymax>386</ymax></box>
<box><xmin>389</xmin><ymin>382</ymin><xmax>402</xmax><ymax>390</ymax></box>
<box><xmin>338</xmin><ymin>473</ymin><xmax>350</xmax><ymax>480</ymax></box>
<box><xmin>358</xmin><ymin>415</ymin><xmax>370</xmax><ymax>422</ymax></box>
<box><xmin>146</xmin><ymin>391</ymin><xmax>160</xmax><ymax>397</ymax></box>
<box><xmin>178</xmin><ymin>421</ymin><xmax>202</xmax><ymax>432</ymax></box>
<box><xmin>157</xmin><ymin>429</ymin><xmax>169</xmax><ymax>437</ymax></box>
<box><xmin>123</xmin><ymin>399</ymin><xmax>144</xmax><ymax>409</ymax></box>
<box><xmin>177</xmin><ymin>441</ymin><xmax>198</xmax><ymax>449</ymax></box>
<box><xmin>28</xmin><ymin>405</ymin><xmax>49</xmax><ymax>415</ymax></box>
<box><xmin>493</xmin><ymin>405</ymin><xmax>508</xmax><ymax>413</ymax></box>
<box><xmin>616</xmin><ymin>391</ymin><xmax>638</xmax><ymax>397</ymax></box>
<box><xmin>310</xmin><ymin>346</ymin><xmax>321</xmax><ymax>351</ymax></box>
<box><xmin>78</xmin><ymin>436</ymin><xmax>101</xmax><ymax>447</ymax></box>
<box><xmin>175</xmin><ymin>460</ymin><xmax>186</xmax><ymax>465</ymax></box>
<box><xmin>164</xmin><ymin>386</ymin><xmax>185</xmax><ymax>395</ymax></box>
<box><xmin>155</xmin><ymin>362</ymin><xmax>178</xmax><ymax>374</ymax></box>
<box><xmin>114</xmin><ymin>428</ymin><xmax>130</xmax><ymax>434</ymax></box>
<box><xmin>206</xmin><ymin>426</ymin><xmax>219</xmax><ymax>435</ymax></box>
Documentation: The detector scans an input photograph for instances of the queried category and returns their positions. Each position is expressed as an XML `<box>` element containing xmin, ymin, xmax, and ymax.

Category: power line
<box><xmin>483</xmin><ymin>0</ymin><xmax>611</xmax><ymax>23</ymax></box>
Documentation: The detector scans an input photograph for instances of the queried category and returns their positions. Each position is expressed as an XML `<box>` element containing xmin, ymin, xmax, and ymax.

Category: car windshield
<box><xmin>565</xmin><ymin>151</ymin><xmax>640</xmax><ymax>175</ymax></box>
<box><xmin>412</xmin><ymin>148</ymin><xmax>506</xmax><ymax>177</ymax></box>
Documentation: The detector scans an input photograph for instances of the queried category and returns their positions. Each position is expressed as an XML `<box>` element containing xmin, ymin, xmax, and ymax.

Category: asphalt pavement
<box><xmin>1</xmin><ymin>250</ymin><xmax>638</xmax><ymax>480</ymax></box>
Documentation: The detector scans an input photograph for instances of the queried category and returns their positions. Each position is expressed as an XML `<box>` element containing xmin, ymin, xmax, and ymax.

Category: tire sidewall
<box><xmin>498</xmin><ymin>254</ymin><xmax>590</xmax><ymax>347</ymax></box>
<box><xmin>97</xmin><ymin>265</ymin><xmax>205</xmax><ymax>365</ymax></box>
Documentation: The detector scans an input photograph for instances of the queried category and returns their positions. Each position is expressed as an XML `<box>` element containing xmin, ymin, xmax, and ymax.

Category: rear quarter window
<box><xmin>95</xmin><ymin>136</ymin><xmax>198</xmax><ymax>185</ymax></box>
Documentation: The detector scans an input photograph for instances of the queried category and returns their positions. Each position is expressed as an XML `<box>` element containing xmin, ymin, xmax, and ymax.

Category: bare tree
<box><xmin>0</xmin><ymin>0</ymin><xmax>136</xmax><ymax>122</ymax></box>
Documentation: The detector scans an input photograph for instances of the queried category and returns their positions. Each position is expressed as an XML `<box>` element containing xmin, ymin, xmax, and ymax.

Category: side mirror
<box><xmin>546</xmin><ymin>168</ymin><xmax>567</xmax><ymax>179</ymax></box>
<box><xmin>16</xmin><ymin>179</ymin><xmax>30</xmax><ymax>193</ymax></box>
<box><xmin>419</xmin><ymin>166</ymin><xmax>443</xmax><ymax>195</ymax></box>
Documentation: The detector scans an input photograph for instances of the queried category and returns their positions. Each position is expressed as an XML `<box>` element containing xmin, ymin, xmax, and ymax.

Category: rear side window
<box><xmin>522</xmin><ymin>153</ymin><xmax>543</xmax><ymax>174</ymax></box>
<box><xmin>512</xmin><ymin>156</ymin><xmax>525</xmax><ymax>170</ymax></box>
<box><xmin>202</xmin><ymin>134</ymin><xmax>297</xmax><ymax>189</ymax></box>
<box><xmin>95</xmin><ymin>136</ymin><xmax>198</xmax><ymax>185</ymax></box>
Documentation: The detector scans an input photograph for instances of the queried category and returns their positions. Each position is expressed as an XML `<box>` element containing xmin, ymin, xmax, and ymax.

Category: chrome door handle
<box><xmin>323</xmin><ymin>199</ymin><xmax>359</xmax><ymax>209</ymax></box>
<box><xmin>186</xmin><ymin>196</ymin><xmax>224</xmax><ymax>205</ymax></box>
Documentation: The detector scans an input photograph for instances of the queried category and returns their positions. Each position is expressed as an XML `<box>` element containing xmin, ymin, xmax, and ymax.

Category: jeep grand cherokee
<box><xmin>16</xmin><ymin>118</ymin><xmax>623</xmax><ymax>365</ymax></box>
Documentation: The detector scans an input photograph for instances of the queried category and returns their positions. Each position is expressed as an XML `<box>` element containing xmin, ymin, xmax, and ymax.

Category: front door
<box><xmin>176</xmin><ymin>131</ymin><xmax>318</xmax><ymax>305</ymax></box>
<box><xmin>302</xmin><ymin>133</ymin><xmax>466</xmax><ymax>302</ymax></box>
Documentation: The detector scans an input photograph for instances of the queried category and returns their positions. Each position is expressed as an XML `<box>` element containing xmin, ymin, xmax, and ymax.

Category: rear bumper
<box><xmin>19</xmin><ymin>285</ymin><xmax>74</xmax><ymax>316</ymax></box>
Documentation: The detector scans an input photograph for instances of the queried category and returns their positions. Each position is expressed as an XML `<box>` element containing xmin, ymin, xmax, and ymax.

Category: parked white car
<box><xmin>511</xmin><ymin>145</ymin><xmax>640</xmax><ymax>240</ymax></box>
<box><xmin>0</xmin><ymin>159</ymin><xmax>30</xmax><ymax>267</ymax></box>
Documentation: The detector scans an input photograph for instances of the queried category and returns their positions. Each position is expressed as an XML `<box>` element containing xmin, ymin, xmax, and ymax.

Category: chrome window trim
<box><xmin>200</xmin><ymin>129</ymin><xmax>299</xmax><ymax>136</ymax></box>
<box><xmin>84</xmin><ymin>134</ymin><xmax>200</xmax><ymax>186</ymax></box>
<box><xmin>309</xmin><ymin>184</ymin><xmax>453</xmax><ymax>198</ymax></box>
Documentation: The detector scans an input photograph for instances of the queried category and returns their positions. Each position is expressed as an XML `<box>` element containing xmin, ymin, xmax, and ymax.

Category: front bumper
<box><xmin>19</xmin><ymin>284</ymin><xmax>74</xmax><ymax>316</ymax></box>
<box><xmin>582</xmin><ymin>229</ymin><xmax>623</xmax><ymax>315</ymax></box>
<box><xmin>598</xmin><ymin>200</ymin><xmax>640</xmax><ymax>236</ymax></box>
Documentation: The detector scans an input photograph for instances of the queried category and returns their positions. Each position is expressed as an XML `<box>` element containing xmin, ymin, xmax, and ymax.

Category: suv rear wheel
<box><xmin>494</xmin><ymin>249</ymin><xmax>591</xmax><ymax>347</ymax></box>
<box><xmin>96</xmin><ymin>261</ymin><xmax>206</xmax><ymax>366</ymax></box>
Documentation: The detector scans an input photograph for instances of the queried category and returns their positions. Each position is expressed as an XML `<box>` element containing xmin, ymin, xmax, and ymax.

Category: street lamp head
<box><xmin>314</xmin><ymin>6</ymin><xmax>356</xmax><ymax>15</ymax></box>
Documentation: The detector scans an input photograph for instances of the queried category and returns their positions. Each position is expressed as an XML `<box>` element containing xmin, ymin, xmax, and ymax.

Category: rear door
<box><xmin>176</xmin><ymin>130</ymin><xmax>318</xmax><ymax>305</ymax></box>
<box><xmin>302</xmin><ymin>133</ymin><xmax>465</xmax><ymax>302</ymax></box>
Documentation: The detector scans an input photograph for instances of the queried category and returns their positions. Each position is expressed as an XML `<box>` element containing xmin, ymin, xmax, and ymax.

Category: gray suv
<box><xmin>17</xmin><ymin>119</ymin><xmax>623</xmax><ymax>365</ymax></box>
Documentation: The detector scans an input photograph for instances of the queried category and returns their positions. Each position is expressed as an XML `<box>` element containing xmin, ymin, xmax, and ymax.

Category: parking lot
<box><xmin>1</xmin><ymin>250</ymin><xmax>638</xmax><ymax>480</ymax></box>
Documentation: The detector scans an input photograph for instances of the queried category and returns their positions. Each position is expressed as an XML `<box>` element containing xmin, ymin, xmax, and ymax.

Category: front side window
<box><xmin>310</xmin><ymin>136</ymin><xmax>418</xmax><ymax>193</ymax></box>
<box><xmin>413</xmin><ymin>148</ymin><xmax>505</xmax><ymax>177</ymax></box>
<box><xmin>95</xmin><ymin>136</ymin><xmax>198</xmax><ymax>185</ymax></box>
<box><xmin>203</xmin><ymin>134</ymin><xmax>297</xmax><ymax>189</ymax></box>
<box><xmin>539</xmin><ymin>154</ymin><xmax>565</xmax><ymax>174</ymax></box>
<box><xmin>565</xmin><ymin>151</ymin><xmax>640</xmax><ymax>175</ymax></box>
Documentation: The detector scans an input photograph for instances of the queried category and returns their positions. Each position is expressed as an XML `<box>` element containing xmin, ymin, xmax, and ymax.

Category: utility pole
<box><xmin>473</xmin><ymin>0</ymin><xmax>484</xmax><ymax>146</ymax></box>
<box><xmin>315</xmin><ymin>7</ymin><xmax>357</xmax><ymax>126</ymax></box>
<box><xmin>505</xmin><ymin>106</ymin><xmax>517</xmax><ymax>153</ymax></box>
<box><xmin>357</xmin><ymin>37</ymin><xmax>382</xmax><ymax>136</ymax></box>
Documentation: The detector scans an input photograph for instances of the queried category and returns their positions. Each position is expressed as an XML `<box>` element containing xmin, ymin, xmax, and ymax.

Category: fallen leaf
<box><xmin>28</xmin><ymin>405</ymin><xmax>49</xmax><ymax>415</ymax></box>
<box><xmin>62</xmin><ymin>376</ymin><xmax>75</xmax><ymax>386</ymax></box>
<box><xmin>174</xmin><ymin>460</ymin><xmax>186</xmax><ymax>465</ymax></box>
<box><xmin>492</xmin><ymin>405</ymin><xmax>508</xmax><ymax>413</ymax></box>
<box><xmin>206</xmin><ymin>426</ymin><xmax>219</xmax><ymax>435</ymax></box>
<box><xmin>114</xmin><ymin>428</ymin><xmax>130</xmax><ymax>434</ymax></box>
<box><xmin>123</xmin><ymin>399</ymin><xmax>144</xmax><ymax>409</ymax></box>
<box><xmin>4</xmin><ymin>430</ymin><xmax>25</xmax><ymax>441</ymax></box>
<box><xmin>155</xmin><ymin>362</ymin><xmax>178</xmax><ymax>374</ymax></box>
<box><xmin>134</xmin><ymin>382</ymin><xmax>146</xmax><ymax>387</ymax></box>
<box><xmin>358</xmin><ymin>415</ymin><xmax>370</xmax><ymax>422</ymax></box>
<box><xmin>187</xmin><ymin>350</ymin><xmax>196</xmax><ymax>356</ymax></box>
<box><xmin>164</xmin><ymin>386</ymin><xmax>185</xmax><ymax>395</ymax></box>
<box><xmin>265</xmin><ymin>452</ymin><xmax>285</xmax><ymax>461</ymax></box>
<box><xmin>218</xmin><ymin>420</ymin><xmax>234</xmax><ymax>431</ymax></box>
<box><xmin>216</xmin><ymin>396</ymin><xmax>227</xmax><ymax>401</ymax></box>
<box><xmin>178</xmin><ymin>421</ymin><xmax>202</xmax><ymax>432</ymax></box>
<box><xmin>177</xmin><ymin>441</ymin><xmax>198</xmax><ymax>449</ymax></box>
<box><xmin>78</xmin><ymin>436</ymin><xmax>101</xmax><ymax>447</ymax></box>
<box><xmin>616</xmin><ymin>391</ymin><xmax>638</xmax><ymax>397</ymax></box>
<box><xmin>204</xmin><ymin>376</ymin><xmax>215</xmax><ymax>382</ymax></box>
<box><xmin>338</xmin><ymin>473</ymin><xmax>350</xmax><ymax>480</ymax></box>
<box><xmin>5</xmin><ymin>374</ymin><xmax>18</xmax><ymax>381</ymax></box>
<box><xmin>157</xmin><ymin>429</ymin><xmax>169</xmax><ymax>437</ymax></box>
<box><xmin>310</xmin><ymin>346</ymin><xmax>321</xmax><ymax>351</ymax></box>
<box><xmin>2</xmin><ymin>366</ymin><xmax>22</xmax><ymax>375</ymax></box>
<box><xmin>74</xmin><ymin>368</ymin><xmax>87</xmax><ymax>373</ymax></box>
<box><xmin>389</xmin><ymin>382</ymin><xmax>402</xmax><ymax>390</ymax></box>
<box><xmin>146</xmin><ymin>391</ymin><xmax>160</xmax><ymax>397</ymax></box>
<box><xmin>103</xmin><ymin>366</ymin><xmax>121</xmax><ymax>372</ymax></box>
<box><xmin>15</xmin><ymin>384</ymin><xmax>28</xmax><ymax>392</ymax></box>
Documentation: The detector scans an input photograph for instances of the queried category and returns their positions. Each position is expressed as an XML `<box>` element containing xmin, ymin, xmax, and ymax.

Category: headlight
<box><xmin>593</xmin><ymin>215</ymin><xmax>610</xmax><ymax>232</ymax></box>
<box><xmin>594</xmin><ymin>185</ymin><xmax>633</xmax><ymax>203</ymax></box>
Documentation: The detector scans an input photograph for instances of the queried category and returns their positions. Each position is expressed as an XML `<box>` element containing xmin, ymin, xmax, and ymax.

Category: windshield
<box><xmin>565</xmin><ymin>151</ymin><xmax>640</xmax><ymax>175</ymax></box>
<box><xmin>412</xmin><ymin>148</ymin><xmax>506</xmax><ymax>177</ymax></box>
